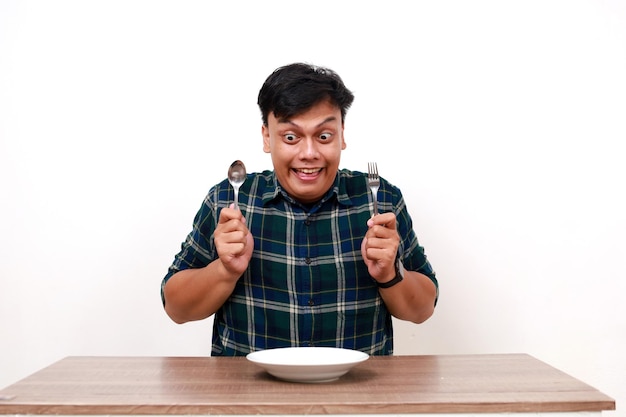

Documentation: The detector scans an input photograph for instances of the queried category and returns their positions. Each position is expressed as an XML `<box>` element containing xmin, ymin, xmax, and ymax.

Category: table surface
<box><xmin>0</xmin><ymin>354</ymin><xmax>615</xmax><ymax>415</ymax></box>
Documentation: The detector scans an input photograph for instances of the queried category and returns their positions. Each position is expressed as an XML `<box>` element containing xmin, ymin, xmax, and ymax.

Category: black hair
<box><xmin>257</xmin><ymin>63</ymin><xmax>355</xmax><ymax>126</ymax></box>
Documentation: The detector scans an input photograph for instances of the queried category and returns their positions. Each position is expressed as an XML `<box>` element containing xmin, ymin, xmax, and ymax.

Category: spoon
<box><xmin>227</xmin><ymin>160</ymin><xmax>246</xmax><ymax>210</ymax></box>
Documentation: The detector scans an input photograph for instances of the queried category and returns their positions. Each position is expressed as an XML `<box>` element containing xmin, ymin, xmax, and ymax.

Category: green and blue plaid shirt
<box><xmin>162</xmin><ymin>169</ymin><xmax>437</xmax><ymax>356</ymax></box>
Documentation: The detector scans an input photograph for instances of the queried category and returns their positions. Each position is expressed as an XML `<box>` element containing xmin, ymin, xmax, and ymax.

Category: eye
<box><xmin>319</xmin><ymin>132</ymin><xmax>332</xmax><ymax>141</ymax></box>
<box><xmin>284</xmin><ymin>133</ymin><xmax>297</xmax><ymax>141</ymax></box>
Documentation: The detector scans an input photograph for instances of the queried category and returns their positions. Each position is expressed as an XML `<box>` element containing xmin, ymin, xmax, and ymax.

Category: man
<box><xmin>161</xmin><ymin>63</ymin><xmax>438</xmax><ymax>355</ymax></box>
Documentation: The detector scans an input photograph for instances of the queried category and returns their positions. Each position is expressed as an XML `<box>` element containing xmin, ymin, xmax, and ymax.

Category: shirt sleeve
<box><xmin>385</xmin><ymin>179</ymin><xmax>439</xmax><ymax>304</ymax></box>
<box><xmin>160</xmin><ymin>188</ymin><xmax>220</xmax><ymax>305</ymax></box>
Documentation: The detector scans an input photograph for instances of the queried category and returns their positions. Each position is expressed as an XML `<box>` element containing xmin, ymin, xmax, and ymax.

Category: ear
<box><xmin>262</xmin><ymin>125</ymin><xmax>271</xmax><ymax>153</ymax></box>
<box><xmin>341</xmin><ymin>125</ymin><xmax>347</xmax><ymax>150</ymax></box>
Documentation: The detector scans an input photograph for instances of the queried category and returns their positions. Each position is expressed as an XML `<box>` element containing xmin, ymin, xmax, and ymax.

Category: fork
<box><xmin>367</xmin><ymin>162</ymin><xmax>380</xmax><ymax>216</ymax></box>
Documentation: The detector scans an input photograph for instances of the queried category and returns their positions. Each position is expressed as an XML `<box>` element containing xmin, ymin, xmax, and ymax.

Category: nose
<box><xmin>299</xmin><ymin>137</ymin><xmax>320</xmax><ymax>159</ymax></box>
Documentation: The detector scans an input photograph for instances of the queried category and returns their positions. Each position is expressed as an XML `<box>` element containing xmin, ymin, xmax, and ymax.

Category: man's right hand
<box><xmin>214</xmin><ymin>204</ymin><xmax>254</xmax><ymax>277</ymax></box>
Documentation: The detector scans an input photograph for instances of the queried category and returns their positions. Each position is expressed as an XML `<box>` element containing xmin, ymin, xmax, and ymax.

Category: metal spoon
<box><xmin>227</xmin><ymin>160</ymin><xmax>246</xmax><ymax>210</ymax></box>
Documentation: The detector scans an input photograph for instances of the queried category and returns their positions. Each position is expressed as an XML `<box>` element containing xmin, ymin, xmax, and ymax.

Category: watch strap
<box><xmin>377</xmin><ymin>259</ymin><xmax>405</xmax><ymax>288</ymax></box>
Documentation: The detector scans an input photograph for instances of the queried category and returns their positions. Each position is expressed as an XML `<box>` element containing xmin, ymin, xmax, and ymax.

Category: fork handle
<box><xmin>371</xmin><ymin>187</ymin><xmax>379</xmax><ymax>216</ymax></box>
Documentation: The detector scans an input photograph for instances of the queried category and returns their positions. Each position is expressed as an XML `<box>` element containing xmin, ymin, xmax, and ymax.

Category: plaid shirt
<box><xmin>162</xmin><ymin>169</ymin><xmax>437</xmax><ymax>356</ymax></box>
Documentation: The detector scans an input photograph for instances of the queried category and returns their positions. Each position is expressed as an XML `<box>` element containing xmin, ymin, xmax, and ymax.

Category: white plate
<box><xmin>246</xmin><ymin>347</ymin><xmax>369</xmax><ymax>383</ymax></box>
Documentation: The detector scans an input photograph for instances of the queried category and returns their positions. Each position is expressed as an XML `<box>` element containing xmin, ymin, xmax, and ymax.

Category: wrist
<box><xmin>376</xmin><ymin>259</ymin><xmax>405</xmax><ymax>289</ymax></box>
<box><xmin>216</xmin><ymin>258</ymin><xmax>243</xmax><ymax>282</ymax></box>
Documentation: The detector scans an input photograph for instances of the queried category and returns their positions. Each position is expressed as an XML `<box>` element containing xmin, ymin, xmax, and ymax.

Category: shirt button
<box><xmin>305</xmin><ymin>257</ymin><xmax>312</xmax><ymax>264</ymax></box>
<box><xmin>308</xmin><ymin>299</ymin><xmax>315</xmax><ymax>306</ymax></box>
<box><xmin>304</xmin><ymin>219</ymin><xmax>311</xmax><ymax>226</ymax></box>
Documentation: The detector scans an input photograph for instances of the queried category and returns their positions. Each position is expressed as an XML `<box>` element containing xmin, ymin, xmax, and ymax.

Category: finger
<box><xmin>364</xmin><ymin>229</ymin><xmax>400</xmax><ymax>257</ymax></box>
<box><xmin>369</xmin><ymin>212</ymin><xmax>396</xmax><ymax>228</ymax></box>
<box><xmin>218</xmin><ymin>206</ymin><xmax>245</xmax><ymax>225</ymax></box>
<box><xmin>367</xmin><ymin>225</ymin><xmax>397</xmax><ymax>241</ymax></box>
<box><xmin>216</xmin><ymin>229</ymin><xmax>249</xmax><ymax>256</ymax></box>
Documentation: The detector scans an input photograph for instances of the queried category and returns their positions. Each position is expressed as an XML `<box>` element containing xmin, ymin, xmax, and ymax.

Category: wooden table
<box><xmin>0</xmin><ymin>354</ymin><xmax>615</xmax><ymax>416</ymax></box>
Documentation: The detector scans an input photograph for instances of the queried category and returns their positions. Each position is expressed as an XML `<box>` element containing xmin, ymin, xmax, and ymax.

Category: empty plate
<box><xmin>246</xmin><ymin>346</ymin><xmax>369</xmax><ymax>383</ymax></box>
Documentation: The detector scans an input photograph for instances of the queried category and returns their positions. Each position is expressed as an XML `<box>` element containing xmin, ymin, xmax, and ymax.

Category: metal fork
<box><xmin>367</xmin><ymin>162</ymin><xmax>380</xmax><ymax>216</ymax></box>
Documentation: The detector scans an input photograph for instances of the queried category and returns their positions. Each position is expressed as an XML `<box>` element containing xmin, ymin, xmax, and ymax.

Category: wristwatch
<box><xmin>377</xmin><ymin>259</ymin><xmax>405</xmax><ymax>288</ymax></box>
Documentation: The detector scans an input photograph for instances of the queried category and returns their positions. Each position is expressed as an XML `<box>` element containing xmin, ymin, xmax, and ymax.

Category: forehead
<box><xmin>271</xmin><ymin>101</ymin><xmax>342</xmax><ymax>126</ymax></box>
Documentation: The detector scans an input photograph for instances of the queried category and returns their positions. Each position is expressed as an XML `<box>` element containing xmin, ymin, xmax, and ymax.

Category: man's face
<box><xmin>262</xmin><ymin>100</ymin><xmax>346</xmax><ymax>204</ymax></box>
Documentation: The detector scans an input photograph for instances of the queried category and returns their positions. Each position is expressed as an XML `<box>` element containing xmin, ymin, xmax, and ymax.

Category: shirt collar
<box><xmin>262</xmin><ymin>170</ymin><xmax>354</xmax><ymax>208</ymax></box>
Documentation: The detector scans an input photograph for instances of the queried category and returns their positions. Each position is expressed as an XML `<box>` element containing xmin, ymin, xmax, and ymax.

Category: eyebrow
<box><xmin>277</xmin><ymin>116</ymin><xmax>338</xmax><ymax>128</ymax></box>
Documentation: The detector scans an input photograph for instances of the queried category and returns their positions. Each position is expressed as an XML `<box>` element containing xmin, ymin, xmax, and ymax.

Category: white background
<box><xmin>1</xmin><ymin>0</ymin><xmax>624</xmax><ymax>414</ymax></box>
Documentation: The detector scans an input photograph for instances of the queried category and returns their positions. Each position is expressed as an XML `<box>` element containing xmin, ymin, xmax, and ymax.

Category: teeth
<box><xmin>299</xmin><ymin>168</ymin><xmax>319</xmax><ymax>174</ymax></box>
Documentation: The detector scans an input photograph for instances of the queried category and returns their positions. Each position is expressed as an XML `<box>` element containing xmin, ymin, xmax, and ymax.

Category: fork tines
<box><xmin>367</xmin><ymin>162</ymin><xmax>380</xmax><ymax>216</ymax></box>
<box><xmin>368</xmin><ymin>162</ymin><xmax>378</xmax><ymax>179</ymax></box>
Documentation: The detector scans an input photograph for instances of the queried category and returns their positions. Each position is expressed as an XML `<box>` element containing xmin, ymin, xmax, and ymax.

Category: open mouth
<box><xmin>293</xmin><ymin>167</ymin><xmax>323</xmax><ymax>180</ymax></box>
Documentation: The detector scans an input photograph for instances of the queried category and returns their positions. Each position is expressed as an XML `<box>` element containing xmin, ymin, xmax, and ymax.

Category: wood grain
<box><xmin>0</xmin><ymin>354</ymin><xmax>615</xmax><ymax>415</ymax></box>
